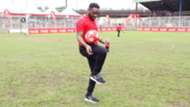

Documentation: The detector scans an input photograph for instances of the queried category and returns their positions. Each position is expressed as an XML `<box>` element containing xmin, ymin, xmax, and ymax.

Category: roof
<box><xmin>76</xmin><ymin>9</ymin><xmax>151</xmax><ymax>17</ymax></box>
<box><xmin>57</xmin><ymin>8</ymin><xmax>80</xmax><ymax>16</ymax></box>
<box><xmin>139</xmin><ymin>0</ymin><xmax>190</xmax><ymax>12</ymax></box>
<box><xmin>2</xmin><ymin>7</ymin><xmax>81</xmax><ymax>17</ymax></box>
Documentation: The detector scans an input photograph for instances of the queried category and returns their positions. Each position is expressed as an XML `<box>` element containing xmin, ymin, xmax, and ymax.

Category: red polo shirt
<box><xmin>76</xmin><ymin>15</ymin><xmax>98</xmax><ymax>46</ymax></box>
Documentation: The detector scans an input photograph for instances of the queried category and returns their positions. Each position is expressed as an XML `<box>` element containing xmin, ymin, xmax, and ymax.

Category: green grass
<box><xmin>0</xmin><ymin>31</ymin><xmax>190</xmax><ymax>107</ymax></box>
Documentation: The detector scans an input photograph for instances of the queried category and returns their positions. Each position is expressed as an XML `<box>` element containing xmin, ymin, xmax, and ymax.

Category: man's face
<box><xmin>88</xmin><ymin>7</ymin><xmax>100</xmax><ymax>20</ymax></box>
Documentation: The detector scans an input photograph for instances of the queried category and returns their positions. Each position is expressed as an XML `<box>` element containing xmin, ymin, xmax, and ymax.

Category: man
<box><xmin>116</xmin><ymin>24</ymin><xmax>122</xmax><ymax>37</ymax></box>
<box><xmin>76</xmin><ymin>3</ymin><xmax>109</xmax><ymax>103</ymax></box>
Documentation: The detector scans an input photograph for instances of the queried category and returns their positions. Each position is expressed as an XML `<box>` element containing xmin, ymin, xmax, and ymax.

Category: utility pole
<box><xmin>135</xmin><ymin>0</ymin><xmax>139</xmax><ymax>29</ymax></box>
<box><xmin>65</xmin><ymin>0</ymin><xmax>67</xmax><ymax>8</ymax></box>
<box><xmin>178</xmin><ymin>0</ymin><xmax>183</xmax><ymax>27</ymax></box>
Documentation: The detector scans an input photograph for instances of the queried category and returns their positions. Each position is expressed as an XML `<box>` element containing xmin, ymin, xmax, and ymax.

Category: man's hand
<box><xmin>104</xmin><ymin>40</ymin><xmax>110</xmax><ymax>51</ymax></box>
<box><xmin>85</xmin><ymin>45</ymin><xmax>93</xmax><ymax>55</ymax></box>
<box><xmin>76</xmin><ymin>32</ymin><xmax>93</xmax><ymax>55</ymax></box>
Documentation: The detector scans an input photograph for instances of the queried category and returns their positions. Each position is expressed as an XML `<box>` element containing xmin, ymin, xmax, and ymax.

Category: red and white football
<box><xmin>84</xmin><ymin>30</ymin><xmax>99</xmax><ymax>43</ymax></box>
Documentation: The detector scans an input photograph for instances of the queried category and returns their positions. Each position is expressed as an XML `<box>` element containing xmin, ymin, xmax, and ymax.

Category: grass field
<box><xmin>0</xmin><ymin>31</ymin><xmax>190</xmax><ymax>107</ymax></box>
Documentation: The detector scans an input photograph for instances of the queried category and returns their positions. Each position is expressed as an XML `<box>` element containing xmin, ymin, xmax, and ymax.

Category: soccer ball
<box><xmin>84</xmin><ymin>30</ymin><xmax>99</xmax><ymax>43</ymax></box>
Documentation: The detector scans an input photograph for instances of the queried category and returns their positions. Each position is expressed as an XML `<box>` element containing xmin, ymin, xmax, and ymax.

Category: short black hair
<box><xmin>88</xmin><ymin>3</ymin><xmax>100</xmax><ymax>9</ymax></box>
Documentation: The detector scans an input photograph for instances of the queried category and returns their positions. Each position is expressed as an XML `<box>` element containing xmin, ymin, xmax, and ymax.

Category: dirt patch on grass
<box><xmin>166</xmin><ymin>100</ymin><xmax>189</xmax><ymax>107</ymax></box>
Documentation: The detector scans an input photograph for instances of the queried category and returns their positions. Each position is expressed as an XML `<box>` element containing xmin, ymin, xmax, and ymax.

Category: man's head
<box><xmin>88</xmin><ymin>3</ymin><xmax>100</xmax><ymax>20</ymax></box>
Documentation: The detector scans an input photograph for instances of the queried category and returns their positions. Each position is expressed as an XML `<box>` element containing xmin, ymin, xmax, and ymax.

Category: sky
<box><xmin>0</xmin><ymin>0</ymin><xmax>147</xmax><ymax>12</ymax></box>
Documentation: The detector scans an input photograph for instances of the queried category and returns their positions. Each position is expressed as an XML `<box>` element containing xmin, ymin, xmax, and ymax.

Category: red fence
<box><xmin>29</xmin><ymin>28</ymin><xmax>75</xmax><ymax>34</ymax></box>
<box><xmin>28</xmin><ymin>27</ymin><xmax>119</xmax><ymax>34</ymax></box>
<box><xmin>29</xmin><ymin>27</ymin><xmax>190</xmax><ymax>34</ymax></box>
<box><xmin>137</xmin><ymin>27</ymin><xmax>190</xmax><ymax>32</ymax></box>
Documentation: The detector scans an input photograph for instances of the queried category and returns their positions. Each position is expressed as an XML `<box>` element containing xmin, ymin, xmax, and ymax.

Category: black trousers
<box><xmin>117</xmin><ymin>30</ymin><xmax>121</xmax><ymax>37</ymax></box>
<box><xmin>79</xmin><ymin>45</ymin><xmax>107</xmax><ymax>96</ymax></box>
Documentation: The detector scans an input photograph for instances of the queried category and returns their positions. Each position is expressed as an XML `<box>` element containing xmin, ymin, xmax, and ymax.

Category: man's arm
<box><xmin>76</xmin><ymin>32</ymin><xmax>93</xmax><ymax>55</ymax></box>
<box><xmin>97</xmin><ymin>37</ymin><xmax>110</xmax><ymax>51</ymax></box>
<box><xmin>99</xmin><ymin>38</ymin><xmax>105</xmax><ymax>44</ymax></box>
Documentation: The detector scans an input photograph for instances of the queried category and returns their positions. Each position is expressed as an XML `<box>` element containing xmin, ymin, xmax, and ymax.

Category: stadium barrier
<box><xmin>2</xmin><ymin>12</ymin><xmax>190</xmax><ymax>34</ymax></box>
<box><xmin>137</xmin><ymin>27</ymin><xmax>190</xmax><ymax>32</ymax></box>
<box><xmin>28</xmin><ymin>27</ymin><xmax>119</xmax><ymax>34</ymax></box>
<box><xmin>0</xmin><ymin>12</ymin><xmax>128</xmax><ymax>34</ymax></box>
<box><xmin>136</xmin><ymin>16</ymin><xmax>190</xmax><ymax>32</ymax></box>
<box><xmin>29</xmin><ymin>28</ymin><xmax>75</xmax><ymax>34</ymax></box>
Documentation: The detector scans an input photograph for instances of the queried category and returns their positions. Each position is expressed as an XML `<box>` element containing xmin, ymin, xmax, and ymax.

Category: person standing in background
<box><xmin>116</xmin><ymin>24</ymin><xmax>122</xmax><ymax>37</ymax></box>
